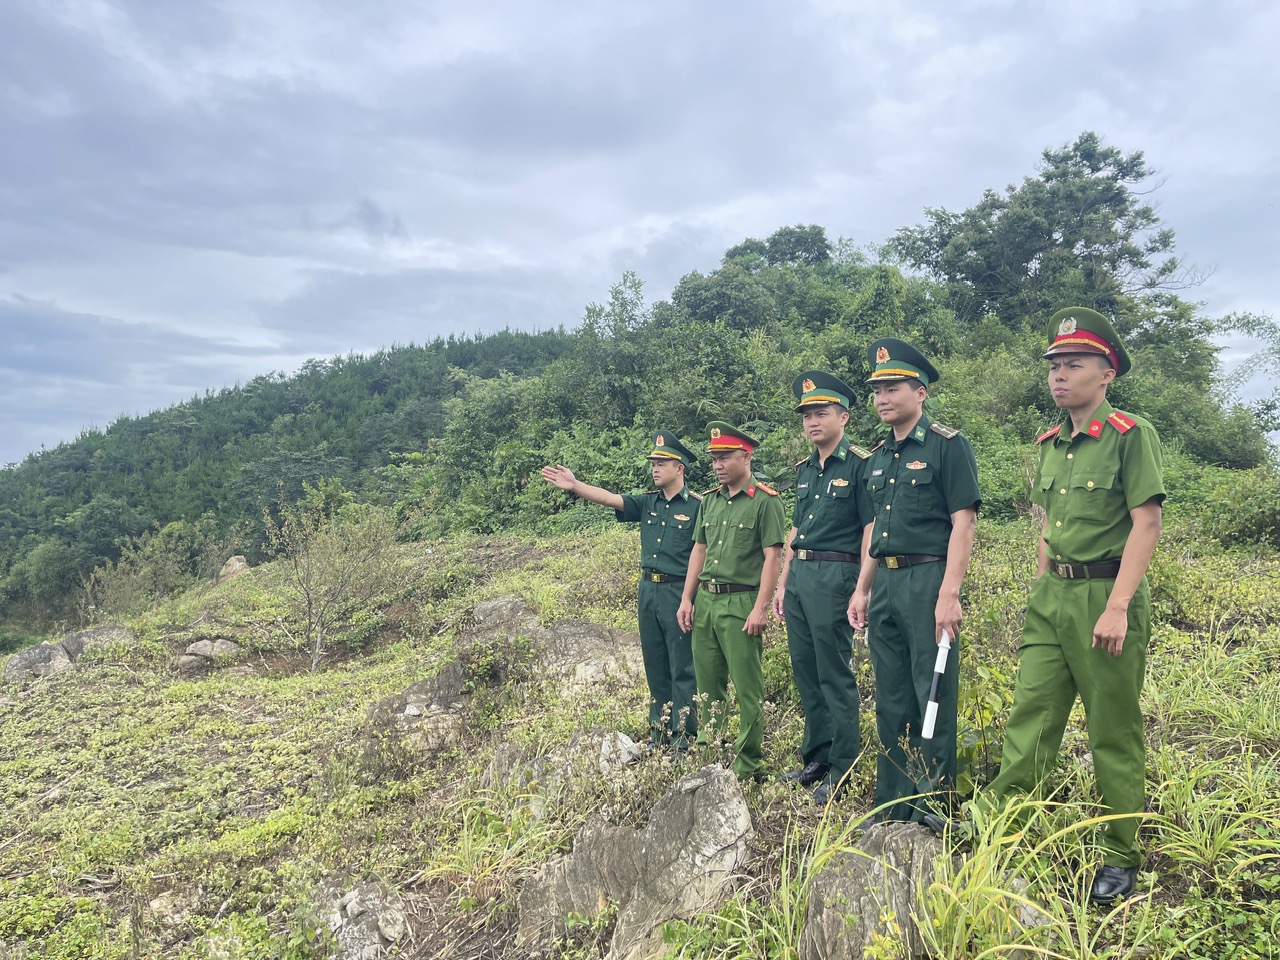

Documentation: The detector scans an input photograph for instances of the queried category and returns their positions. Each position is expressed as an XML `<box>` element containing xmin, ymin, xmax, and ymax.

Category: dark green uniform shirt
<box><xmin>1033</xmin><ymin>401</ymin><xmax>1165</xmax><ymax>565</ymax></box>
<box><xmin>792</xmin><ymin>437</ymin><xmax>872</xmax><ymax>552</ymax></box>
<box><xmin>694</xmin><ymin>480</ymin><xmax>787</xmax><ymax>587</ymax></box>
<box><xmin>617</xmin><ymin>487</ymin><xmax>701</xmax><ymax>576</ymax></box>
<box><xmin>864</xmin><ymin>415</ymin><xmax>981</xmax><ymax>558</ymax></box>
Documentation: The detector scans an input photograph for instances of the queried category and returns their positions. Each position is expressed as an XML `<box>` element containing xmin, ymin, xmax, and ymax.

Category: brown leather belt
<box><xmin>1050</xmin><ymin>560</ymin><xmax>1121</xmax><ymax>580</ymax></box>
<box><xmin>879</xmin><ymin>554</ymin><xmax>945</xmax><ymax>570</ymax></box>
<box><xmin>700</xmin><ymin>582</ymin><xmax>756</xmax><ymax>595</ymax></box>
<box><xmin>641</xmin><ymin>571</ymin><xmax>684</xmax><ymax>583</ymax></box>
<box><xmin>795</xmin><ymin>549</ymin><xmax>859</xmax><ymax>562</ymax></box>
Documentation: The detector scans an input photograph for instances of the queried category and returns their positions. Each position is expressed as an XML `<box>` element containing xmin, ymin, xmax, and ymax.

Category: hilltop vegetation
<box><xmin>1</xmin><ymin>524</ymin><xmax>1277</xmax><ymax>958</ymax></box>
<box><xmin>2</xmin><ymin>131</ymin><xmax>1276</xmax><ymax>633</ymax></box>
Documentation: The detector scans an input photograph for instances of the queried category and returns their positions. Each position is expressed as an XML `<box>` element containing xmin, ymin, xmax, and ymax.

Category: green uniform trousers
<box><xmin>692</xmin><ymin>590</ymin><xmax>765</xmax><ymax>778</ymax></box>
<box><xmin>637</xmin><ymin>578</ymin><xmax>698</xmax><ymax>746</ymax></box>
<box><xmin>784</xmin><ymin>559</ymin><xmax>861</xmax><ymax>786</ymax></box>
<box><xmin>869</xmin><ymin>561</ymin><xmax>957</xmax><ymax>822</ymax></box>
<box><xmin>988</xmin><ymin>573</ymin><xmax>1150</xmax><ymax>867</ymax></box>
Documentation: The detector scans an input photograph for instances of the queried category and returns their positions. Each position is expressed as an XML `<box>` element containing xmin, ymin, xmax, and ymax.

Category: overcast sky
<box><xmin>2</xmin><ymin>0</ymin><xmax>1277</xmax><ymax>467</ymax></box>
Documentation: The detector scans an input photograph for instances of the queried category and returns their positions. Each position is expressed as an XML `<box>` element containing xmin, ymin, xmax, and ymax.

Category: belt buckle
<box><xmin>1057</xmin><ymin>563</ymin><xmax>1074</xmax><ymax>579</ymax></box>
<box><xmin>648</xmin><ymin>573</ymin><xmax>662</xmax><ymax>582</ymax></box>
<box><xmin>796</xmin><ymin>549</ymin><xmax>809</xmax><ymax>560</ymax></box>
<box><xmin>885</xmin><ymin>556</ymin><xmax>900</xmax><ymax>570</ymax></box>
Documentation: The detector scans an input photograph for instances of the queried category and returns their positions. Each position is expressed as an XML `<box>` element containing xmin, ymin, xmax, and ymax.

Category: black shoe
<box><xmin>781</xmin><ymin>761</ymin><xmax>830</xmax><ymax>787</ymax></box>
<box><xmin>812</xmin><ymin>780</ymin><xmax>846</xmax><ymax>805</ymax></box>
<box><xmin>922</xmin><ymin>812</ymin><xmax>974</xmax><ymax>843</ymax></box>
<box><xmin>1089</xmin><ymin>865</ymin><xmax>1137</xmax><ymax>905</ymax></box>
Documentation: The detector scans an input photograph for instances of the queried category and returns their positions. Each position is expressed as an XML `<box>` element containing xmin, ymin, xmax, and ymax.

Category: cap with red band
<box><xmin>1043</xmin><ymin>307</ymin><xmax>1131</xmax><ymax>377</ymax></box>
<box><xmin>706</xmin><ymin>420</ymin><xmax>758</xmax><ymax>454</ymax></box>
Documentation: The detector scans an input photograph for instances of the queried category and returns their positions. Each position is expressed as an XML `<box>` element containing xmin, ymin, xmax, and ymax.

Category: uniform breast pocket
<box><xmin>727</xmin><ymin>512</ymin><xmax>759</xmax><ymax>550</ymax></box>
<box><xmin>866</xmin><ymin>474</ymin><xmax>888</xmax><ymax>509</ymax></box>
<box><xmin>827</xmin><ymin>480</ymin><xmax>852</xmax><ymax>499</ymax></box>
<box><xmin>1067</xmin><ymin>470</ymin><xmax>1120</xmax><ymax>524</ymax></box>
<box><xmin>905</xmin><ymin>467</ymin><xmax>936</xmax><ymax>508</ymax></box>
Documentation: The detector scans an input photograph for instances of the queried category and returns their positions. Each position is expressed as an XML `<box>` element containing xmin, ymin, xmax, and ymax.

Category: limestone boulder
<box><xmin>517</xmin><ymin>764</ymin><xmax>752</xmax><ymax>960</ymax></box>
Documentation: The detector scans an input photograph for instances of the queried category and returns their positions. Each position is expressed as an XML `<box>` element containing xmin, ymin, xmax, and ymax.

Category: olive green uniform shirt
<box><xmin>864</xmin><ymin>415</ymin><xmax>981</xmax><ymax>557</ymax></box>
<box><xmin>694</xmin><ymin>480</ymin><xmax>787</xmax><ymax>586</ymax></box>
<box><xmin>792</xmin><ymin>437</ymin><xmax>872</xmax><ymax>551</ymax></box>
<box><xmin>1033</xmin><ymin>401</ymin><xmax>1165</xmax><ymax>564</ymax></box>
<box><xmin>617</xmin><ymin>488</ymin><xmax>700</xmax><ymax>575</ymax></box>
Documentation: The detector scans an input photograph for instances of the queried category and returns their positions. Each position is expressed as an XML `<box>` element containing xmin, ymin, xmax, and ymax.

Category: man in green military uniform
<box><xmin>848</xmin><ymin>339</ymin><xmax>980</xmax><ymax>823</ymax></box>
<box><xmin>541</xmin><ymin>431</ymin><xmax>702</xmax><ymax>749</ymax></box>
<box><xmin>772</xmin><ymin>372</ymin><xmax>873</xmax><ymax>804</ymax></box>
<box><xmin>677</xmin><ymin>421</ymin><xmax>786</xmax><ymax>780</ymax></box>
<box><xmin>931</xmin><ymin>308</ymin><xmax>1164</xmax><ymax>905</ymax></box>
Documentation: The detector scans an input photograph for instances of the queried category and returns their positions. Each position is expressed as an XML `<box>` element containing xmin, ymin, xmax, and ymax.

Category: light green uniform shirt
<box><xmin>1033</xmin><ymin>400</ymin><xmax>1165</xmax><ymax>565</ymax></box>
<box><xmin>694</xmin><ymin>480</ymin><xmax>787</xmax><ymax>587</ymax></box>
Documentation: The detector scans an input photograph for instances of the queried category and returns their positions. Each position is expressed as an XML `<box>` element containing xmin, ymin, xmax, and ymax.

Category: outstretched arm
<box><xmin>540</xmin><ymin>465</ymin><xmax>624</xmax><ymax>511</ymax></box>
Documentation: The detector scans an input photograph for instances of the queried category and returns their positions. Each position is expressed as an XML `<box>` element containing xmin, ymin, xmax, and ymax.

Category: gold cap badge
<box><xmin>802</xmin><ymin>378</ymin><xmax>816</xmax><ymax>391</ymax></box>
<box><xmin>655</xmin><ymin>435</ymin><xmax>665</xmax><ymax>446</ymax></box>
<box><xmin>710</xmin><ymin>427</ymin><xmax>722</xmax><ymax>439</ymax></box>
<box><xmin>876</xmin><ymin>346</ymin><xmax>890</xmax><ymax>363</ymax></box>
<box><xmin>1058</xmin><ymin>317</ymin><xmax>1078</xmax><ymax>336</ymax></box>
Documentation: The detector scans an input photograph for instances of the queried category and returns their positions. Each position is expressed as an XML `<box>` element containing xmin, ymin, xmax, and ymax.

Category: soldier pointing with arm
<box><xmin>542</xmin><ymin>431</ymin><xmax>701</xmax><ymax>751</ymax></box>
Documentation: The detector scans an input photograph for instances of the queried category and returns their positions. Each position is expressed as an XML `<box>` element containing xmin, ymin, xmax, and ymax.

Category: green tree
<box><xmin>890</xmin><ymin>131</ymin><xmax>1190</xmax><ymax>330</ymax></box>
<box><xmin>262</xmin><ymin>482</ymin><xmax>406</xmax><ymax>672</ymax></box>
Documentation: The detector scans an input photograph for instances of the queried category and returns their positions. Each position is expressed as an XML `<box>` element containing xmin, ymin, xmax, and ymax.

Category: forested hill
<box><xmin>2</xmin><ymin>132</ymin><xmax>1277</xmax><ymax>629</ymax></box>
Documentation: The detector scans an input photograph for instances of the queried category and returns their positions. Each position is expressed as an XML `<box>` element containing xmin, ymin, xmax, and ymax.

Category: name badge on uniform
<box><xmin>797</xmin><ymin>483</ymin><xmax>808</xmax><ymax>490</ymax></box>
<box><xmin>871</xmin><ymin>469</ymin><xmax>883</xmax><ymax>477</ymax></box>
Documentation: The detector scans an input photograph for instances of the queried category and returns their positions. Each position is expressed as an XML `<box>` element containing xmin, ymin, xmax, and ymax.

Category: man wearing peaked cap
<box><xmin>773</xmin><ymin>372</ymin><xmax>874</xmax><ymax>805</ymax></box>
<box><xmin>849</xmin><ymin>338</ymin><xmax>980</xmax><ymax>824</ymax></box>
<box><xmin>942</xmin><ymin>307</ymin><xmax>1164</xmax><ymax>905</ymax></box>
<box><xmin>677</xmin><ymin>421</ymin><xmax>786</xmax><ymax>781</ymax></box>
<box><xmin>541</xmin><ymin>430</ymin><xmax>702</xmax><ymax>751</ymax></box>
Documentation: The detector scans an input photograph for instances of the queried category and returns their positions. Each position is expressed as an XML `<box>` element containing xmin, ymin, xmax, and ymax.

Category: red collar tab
<box><xmin>746</xmin><ymin>485</ymin><xmax>756</xmax><ymax>497</ymax></box>
<box><xmin>1087</xmin><ymin>419</ymin><xmax>1104</xmax><ymax>437</ymax></box>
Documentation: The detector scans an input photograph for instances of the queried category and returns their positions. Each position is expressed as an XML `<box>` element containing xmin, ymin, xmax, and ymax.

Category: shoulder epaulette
<box><xmin>869</xmin><ymin>440</ymin><xmax>885</xmax><ymax>454</ymax></box>
<box><xmin>701</xmin><ymin>485</ymin><xmax>722</xmax><ymax>498</ymax></box>
<box><xmin>643</xmin><ymin>488</ymin><xmax>660</xmax><ymax>495</ymax></box>
<box><xmin>794</xmin><ymin>456</ymin><xmax>809</xmax><ymax>470</ymax></box>
<box><xmin>929</xmin><ymin>422</ymin><xmax>961</xmax><ymax>439</ymax></box>
<box><xmin>689</xmin><ymin>490</ymin><xmax>703</xmax><ymax>501</ymax></box>
<box><xmin>848</xmin><ymin>443</ymin><xmax>873</xmax><ymax>460</ymax></box>
<box><xmin>756</xmin><ymin>482</ymin><xmax>779</xmax><ymax>496</ymax></box>
<box><xmin>1107</xmin><ymin>411</ymin><xmax>1136</xmax><ymax>434</ymax></box>
<box><xmin>1035</xmin><ymin>425</ymin><xmax>1061</xmax><ymax>445</ymax></box>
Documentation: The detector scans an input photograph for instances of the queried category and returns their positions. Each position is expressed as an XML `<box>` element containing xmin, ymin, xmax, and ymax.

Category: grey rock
<box><xmin>3</xmin><ymin>643</ymin><xmax>73</xmax><ymax>683</ymax></box>
<box><xmin>517</xmin><ymin>764</ymin><xmax>752</xmax><ymax>960</ymax></box>
<box><xmin>316</xmin><ymin>880</ymin><xmax>407</xmax><ymax>959</ymax></box>
<box><xmin>175</xmin><ymin>655</ymin><xmax>211</xmax><ymax>674</ymax></box>
<box><xmin>799</xmin><ymin>822</ymin><xmax>946</xmax><ymax>960</ymax></box>
<box><xmin>218</xmin><ymin>555</ymin><xmax>250</xmax><ymax>582</ymax></box>
<box><xmin>184</xmin><ymin>638</ymin><xmax>242</xmax><ymax>660</ymax></box>
<box><xmin>59</xmin><ymin>625</ymin><xmax>135</xmax><ymax>659</ymax></box>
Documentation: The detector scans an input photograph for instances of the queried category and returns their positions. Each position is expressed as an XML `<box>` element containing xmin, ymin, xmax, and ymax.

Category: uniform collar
<box><xmin>809</xmin><ymin>436</ymin><xmax>850</xmax><ymax>466</ymax></box>
<box><xmin>1057</xmin><ymin>399</ymin><xmax>1115</xmax><ymax>443</ymax></box>
<box><xmin>718</xmin><ymin>477</ymin><xmax>760</xmax><ymax>499</ymax></box>
<box><xmin>663</xmin><ymin>485</ymin><xmax>691</xmax><ymax>501</ymax></box>
<box><xmin>886</xmin><ymin>414</ymin><xmax>931</xmax><ymax>448</ymax></box>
